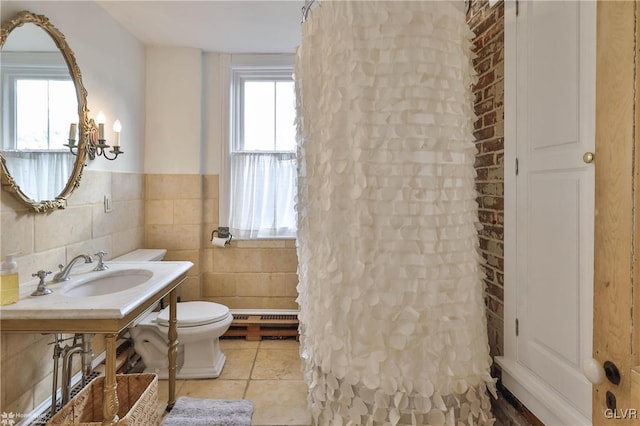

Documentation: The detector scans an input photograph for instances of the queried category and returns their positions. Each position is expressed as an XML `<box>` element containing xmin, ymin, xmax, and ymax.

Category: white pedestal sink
<box><xmin>0</xmin><ymin>259</ymin><xmax>193</xmax><ymax>425</ymax></box>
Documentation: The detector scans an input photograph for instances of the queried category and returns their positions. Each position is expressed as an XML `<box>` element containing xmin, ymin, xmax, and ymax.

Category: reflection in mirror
<box><xmin>0</xmin><ymin>11</ymin><xmax>88</xmax><ymax>212</ymax></box>
<box><xmin>2</xmin><ymin>23</ymin><xmax>76</xmax><ymax>201</ymax></box>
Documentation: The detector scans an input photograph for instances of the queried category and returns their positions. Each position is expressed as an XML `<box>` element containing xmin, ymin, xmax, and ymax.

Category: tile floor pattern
<box><xmin>156</xmin><ymin>338</ymin><xmax>311</xmax><ymax>425</ymax></box>
<box><xmin>156</xmin><ymin>338</ymin><xmax>510</xmax><ymax>426</ymax></box>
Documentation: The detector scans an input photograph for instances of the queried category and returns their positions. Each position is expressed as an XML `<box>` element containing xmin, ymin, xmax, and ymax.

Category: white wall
<box><xmin>1</xmin><ymin>1</ymin><xmax>146</xmax><ymax>173</ymax></box>
<box><xmin>202</xmin><ymin>52</ymin><xmax>229</xmax><ymax>176</ymax></box>
<box><xmin>144</xmin><ymin>47</ymin><xmax>202</xmax><ymax>174</ymax></box>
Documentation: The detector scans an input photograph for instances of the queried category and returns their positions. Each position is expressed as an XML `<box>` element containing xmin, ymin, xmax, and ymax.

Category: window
<box><xmin>229</xmin><ymin>67</ymin><xmax>297</xmax><ymax>239</ymax></box>
<box><xmin>14</xmin><ymin>78</ymin><xmax>76</xmax><ymax>150</ymax></box>
<box><xmin>1</xmin><ymin>52</ymin><xmax>77</xmax><ymax>151</ymax></box>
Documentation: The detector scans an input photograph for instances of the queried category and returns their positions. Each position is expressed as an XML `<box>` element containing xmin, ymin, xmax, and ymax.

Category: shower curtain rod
<box><xmin>301</xmin><ymin>0</ymin><xmax>318</xmax><ymax>22</ymax></box>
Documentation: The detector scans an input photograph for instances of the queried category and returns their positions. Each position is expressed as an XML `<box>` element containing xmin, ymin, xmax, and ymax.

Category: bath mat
<box><xmin>161</xmin><ymin>397</ymin><xmax>253</xmax><ymax>426</ymax></box>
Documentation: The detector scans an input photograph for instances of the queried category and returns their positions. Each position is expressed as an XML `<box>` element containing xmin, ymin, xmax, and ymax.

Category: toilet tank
<box><xmin>111</xmin><ymin>249</ymin><xmax>167</xmax><ymax>262</ymax></box>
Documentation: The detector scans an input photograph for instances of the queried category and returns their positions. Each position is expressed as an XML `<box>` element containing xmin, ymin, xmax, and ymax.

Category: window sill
<box><xmin>228</xmin><ymin>237</ymin><xmax>297</xmax><ymax>249</ymax></box>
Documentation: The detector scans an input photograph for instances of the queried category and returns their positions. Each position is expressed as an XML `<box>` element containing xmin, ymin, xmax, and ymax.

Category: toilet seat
<box><xmin>156</xmin><ymin>301</ymin><xmax>231</xmax><ymax>327</ymax></box>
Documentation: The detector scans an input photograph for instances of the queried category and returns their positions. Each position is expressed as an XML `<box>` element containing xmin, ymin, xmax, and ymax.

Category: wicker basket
<box><xmin>46</xmin><ymin>373</ymin><xmax>160</xmax><ymax>426</ymax></box>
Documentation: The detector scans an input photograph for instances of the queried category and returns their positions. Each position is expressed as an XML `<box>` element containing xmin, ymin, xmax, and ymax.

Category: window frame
<box><xmin>226</xmin><ymin>62</ymin><xmax>297</xmax><ymax>239</ymax></box>
<box><xmin>231</xmin><ymin>68</ymin><xmax>296</xmax><ymax>154</ymax></box>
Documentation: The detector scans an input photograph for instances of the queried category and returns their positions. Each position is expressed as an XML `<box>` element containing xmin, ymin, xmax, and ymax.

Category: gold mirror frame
<box><xmin>0</xmin><ymin>11</ymin><xmax>89</xmax><ymax>212</ymax></box>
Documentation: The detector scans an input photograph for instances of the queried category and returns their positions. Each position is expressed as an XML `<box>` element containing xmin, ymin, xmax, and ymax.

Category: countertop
<box><xmin>0</xmin><ymin>260</ymin><xmax>193</xmax><ymax>320</ymax></box>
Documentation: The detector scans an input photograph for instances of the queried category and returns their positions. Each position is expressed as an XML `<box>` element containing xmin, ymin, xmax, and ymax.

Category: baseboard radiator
<box><xmin>224</xmin><ymin>309</ymin><xmax>300</xmax><ymax>341</ymax></box>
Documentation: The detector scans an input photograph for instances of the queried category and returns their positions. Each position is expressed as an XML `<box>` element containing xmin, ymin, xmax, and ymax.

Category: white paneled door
<box><xmin>507</xmin><ymin>0</ymin><xmax>595</xmax><ymax>423</ymax></box>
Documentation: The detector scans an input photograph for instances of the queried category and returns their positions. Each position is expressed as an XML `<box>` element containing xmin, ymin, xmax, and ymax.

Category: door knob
<box><xmin>583</xmin><ymin>152</ymin><xmax>595</xmax><ymax>163</ymax></box>
<box><xmin>583</xmin><ymin>358</ymin><xmax>605</xmax><ymax>384</ymax></box>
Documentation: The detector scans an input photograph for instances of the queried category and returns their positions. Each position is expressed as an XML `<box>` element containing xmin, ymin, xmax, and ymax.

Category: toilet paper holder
<box><xmin>211</xmin><ymin>227</ymin><xmax>233</xmax><ymax>247</ymax></box>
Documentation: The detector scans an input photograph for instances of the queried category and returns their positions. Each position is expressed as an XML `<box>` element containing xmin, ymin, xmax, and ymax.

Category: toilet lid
<box><xmin>157</xmin><ymin>301</ymin><xmax>230</xmax><ymax>327</ymax></box>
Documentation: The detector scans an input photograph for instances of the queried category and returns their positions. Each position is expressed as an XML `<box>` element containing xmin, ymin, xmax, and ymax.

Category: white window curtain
<box><xmin>229</xmin><ymin>151</ymin><xmax>296</xmax><ymax>239</ymax></box>
<box><xmin>2</xmin><ymin>151</ymin><xmax>73</xmax><ymax>201</ymax></box>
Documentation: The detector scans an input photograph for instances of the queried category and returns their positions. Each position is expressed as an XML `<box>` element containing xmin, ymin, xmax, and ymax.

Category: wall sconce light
<box><xmin>64</xmin><ymin>111</ymin><xmax>124</xmax><ymax>161</ymax></box>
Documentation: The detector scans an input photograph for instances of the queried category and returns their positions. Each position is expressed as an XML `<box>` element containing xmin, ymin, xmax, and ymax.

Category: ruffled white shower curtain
<box><xmin>295</xmin><ymin>1</ymin><xmax>496</xmax><ymax>425</ymax></box>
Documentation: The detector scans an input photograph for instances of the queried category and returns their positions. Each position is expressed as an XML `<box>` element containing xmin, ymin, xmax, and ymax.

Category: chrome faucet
<box><xmin>52</xmin><ymin>254</ymin><xmax>93</xmax><ymax>282</ymax></box>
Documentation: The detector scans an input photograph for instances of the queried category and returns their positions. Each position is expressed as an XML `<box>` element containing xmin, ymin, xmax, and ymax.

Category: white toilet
<box><xmin>114</xmin><ymin>249</ymin><xmax>233</xmax><ymax>379</ymax></box>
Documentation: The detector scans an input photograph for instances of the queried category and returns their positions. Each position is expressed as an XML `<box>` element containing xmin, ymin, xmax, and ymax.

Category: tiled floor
<box><xmin>155</xmin><ymin>339</ymin><xmax>514</xmax><ymax>426</ymax></box>
<box><xmin>156</xmin><ymin>338</ymin><xmax>311</xmax><ymax>425</ymax></box>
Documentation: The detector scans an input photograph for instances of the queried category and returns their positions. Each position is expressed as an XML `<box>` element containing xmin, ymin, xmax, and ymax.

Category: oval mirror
<box><xmin>0</xmin><ymin>11</ymin><xmax>89</xmax><ymax>212</ymax></box>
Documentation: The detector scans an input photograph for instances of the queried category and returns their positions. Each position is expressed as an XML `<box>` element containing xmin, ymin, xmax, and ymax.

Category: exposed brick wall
<box><xmin>467</xmin><ymin>0</ymin><xmax>505</xmax><ymax>374</ymax></box>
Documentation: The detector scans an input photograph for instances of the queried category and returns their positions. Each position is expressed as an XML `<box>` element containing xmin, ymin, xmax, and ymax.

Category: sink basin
<box><xmin>61</xmin><ymin>269</ymin><xmax>154</xmax><ymax>297</ymax></box>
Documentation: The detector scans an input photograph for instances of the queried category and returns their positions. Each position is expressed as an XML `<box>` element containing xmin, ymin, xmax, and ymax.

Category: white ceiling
<box><xmin>97</xmin><ymin>1</ymin><xmax>304</xmax><ymax>54</ymax></box>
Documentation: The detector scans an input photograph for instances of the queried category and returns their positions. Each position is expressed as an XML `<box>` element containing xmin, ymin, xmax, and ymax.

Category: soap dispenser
<box><xmin>0</xmin><ymin>254</ymin><xmax>19</xmax><ymax>305</ymax></box>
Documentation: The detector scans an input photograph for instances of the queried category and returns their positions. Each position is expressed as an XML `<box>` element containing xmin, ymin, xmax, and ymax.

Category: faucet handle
<box><xmin>32</xmin><ymin>270</ymin><xmax>52</xmax><ymax>280</ymax></box>
<box><xmin>93</xmin><ymin>251</ymin><xmax>108</xmax><ymax>271</ymax></box>
<box><xmin>31</xmin><ymin>270</ymin><xmax>53</xmax><ymax>296</ymax></box>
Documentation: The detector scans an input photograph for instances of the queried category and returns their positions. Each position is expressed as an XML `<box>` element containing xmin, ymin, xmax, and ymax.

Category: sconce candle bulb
<box><xmin>112</xmin><ymin>120</ymin><xmax>121</xmax><ymax>147</ymax></box>
<box><xmin>68</xmin><ymin>123</ymin><xmax>77</xmax><ymax>141</ymax></box>
<box><xmin>64</xmin><ymin>123</ymin><xmax>77</xmax><ymax>148</ymax></box>
<box><xmin>96</xmin><ymin>111</ymin><xmax>106</xmax><ymax>140</ymax></box>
